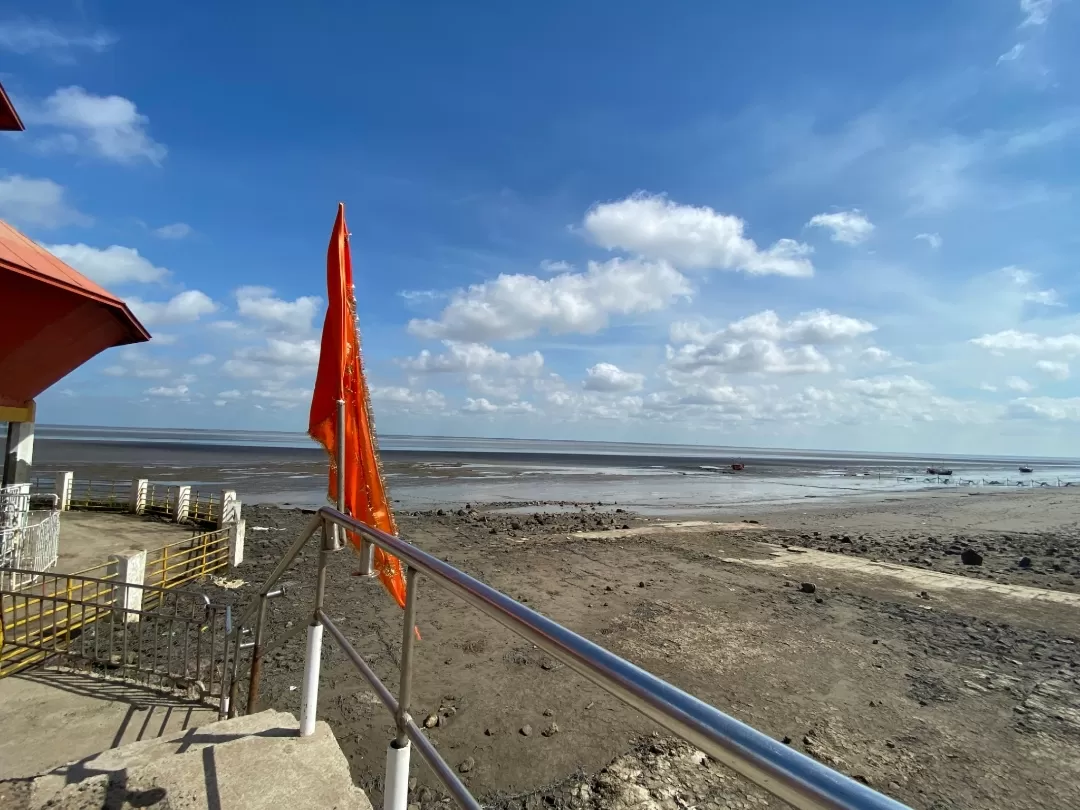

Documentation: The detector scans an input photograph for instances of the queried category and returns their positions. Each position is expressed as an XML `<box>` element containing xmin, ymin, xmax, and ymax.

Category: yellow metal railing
<box><xmin>143</xmin><ymin>529</ymin><xmax>230</xmax><ymax>609</ymax></box>
<box><xmin>66</xmin><ymin>478</ymin><xmax>127</xmax><ymax>511</ymax></box>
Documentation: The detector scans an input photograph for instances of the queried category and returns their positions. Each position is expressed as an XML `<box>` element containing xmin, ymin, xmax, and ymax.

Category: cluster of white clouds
<box><xmin>10</xmin><ymin>7</ymin><xmax>1080</xmax><ymax>444</ymax></box>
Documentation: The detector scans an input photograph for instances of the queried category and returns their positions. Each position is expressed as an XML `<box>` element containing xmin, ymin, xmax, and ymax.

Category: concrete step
<box><xmin>10</xmin><ymin>710</ymin><xmax>372</xmax><ymax>810</ymax></box>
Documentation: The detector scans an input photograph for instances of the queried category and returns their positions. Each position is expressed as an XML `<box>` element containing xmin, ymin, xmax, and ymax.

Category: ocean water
<box><xmin>33</xmin><ymin>425</ymin><xmax>1080</xmax><ymax>514</ymax></box>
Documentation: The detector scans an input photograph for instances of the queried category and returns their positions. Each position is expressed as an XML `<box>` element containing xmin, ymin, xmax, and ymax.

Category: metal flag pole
<box><xmin>335</xmin><ymin>398</ymin><xmax>346</xmax><ymax>551</ymax></box>
<box><xmin>338</xmin><ymin>396</ymin><xmax>374</xmax><ymax>574</ymax></box>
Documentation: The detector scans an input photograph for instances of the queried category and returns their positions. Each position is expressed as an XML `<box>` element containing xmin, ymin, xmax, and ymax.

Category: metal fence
<box><xmin>144</xmin><ymin>528</ymin><xmax>231</xmax><ymax>601</ymax></box>
<box><xmin>0</xmin><ymin>568</ymin><xmax>230</xmax><ymax>706</ymax></box>
<box><xmin>0</xmin><ymin>510</ymin><xmax>60</xmax><ymax>590</ymax></box>
<box><xmin>145</xmin><ymin>483</ymin><xmax>175</xmax><ymax>517</ymax></box>
<box><xmin>67</xmin><ymin>478</ymin><xmax>128</xmax><ymax>511</ymax></box>
<box><xmin>189</xmin><ymin>489</ymin><xmax>220</xmax><ymax>525</ymax></box>
<box><xmin>226</xmin><ymin>507</ymin><xmax>909</xmax><ymax>810</ymax></box>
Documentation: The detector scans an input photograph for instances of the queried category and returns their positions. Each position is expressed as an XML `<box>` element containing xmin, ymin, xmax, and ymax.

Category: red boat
<box><xmin>731</xmin><ymin>463</ymin><xmax>745</xmax><ymax>471</ymax></box>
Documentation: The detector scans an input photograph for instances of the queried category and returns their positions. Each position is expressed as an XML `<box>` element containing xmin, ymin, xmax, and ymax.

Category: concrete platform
<box><xmin>2</xmin><ymin>707</ymin><xmax>372</xmax><ymax>810</ymax></box>
<box><xmin>0</xmin><ymin>669</ymin><xmax>218</xmax><ymax>780</ymax></box>
<box><xmin>53</xmin><ymin>512</ymin><xmax>193</xmax><ymax>575</ymax></box>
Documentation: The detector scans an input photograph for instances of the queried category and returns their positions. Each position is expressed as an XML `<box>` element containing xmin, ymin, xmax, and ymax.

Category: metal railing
<box><xmin>145</xmin><ymin>483</ymin><xmax>176</xmax><ymax>517</ymax></box>
<box><xmin>227</xmin><ymin>507</ymin><xmax>909</xmax><ymax>810</ymax></box>
<box><xmin>0</xmin><ymin>568</ymin><xmax>230</xmax><ymax>705</ymax></box>
<box><xmin>67</xmin><ymin>478</ymin><xmax>127</xmax><ymax>511</ymax></box>
<box><xmin>144</xmin><ymin>528</ymin><xmax>231</xmax><ymax>601</ymax></box>
<box><xmin>189</xmin><ymin>489</ymin><xmax>220</xmax><ymax>525</ymax></box>
<box><xmin>0</xmin><ymin>510</ymin><xmax>60</xmax><ymax>590</ymax></box>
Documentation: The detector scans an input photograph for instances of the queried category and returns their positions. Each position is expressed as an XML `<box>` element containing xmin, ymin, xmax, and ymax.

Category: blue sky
<box><xmin>4</xmin><ymin>1</ymin><xmax>1080</xmax><ymax>455</ymax></box>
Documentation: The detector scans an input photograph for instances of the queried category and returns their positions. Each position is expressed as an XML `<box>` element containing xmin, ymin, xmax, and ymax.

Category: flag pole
<box><xmin>336</xmin><ymin>398</ymin><xmax>346</xmax><ymax>550</ymax></box>
<box><xmin>338</xmin><ymin>396</ymin><xmax>374</xmax><ymax>574</ymax></box>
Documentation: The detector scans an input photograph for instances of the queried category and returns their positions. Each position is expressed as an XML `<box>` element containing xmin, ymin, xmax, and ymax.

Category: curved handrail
<box><xmin>316</xmin><ymin>507</ymin><xmax>908</xmax><ymax>810</ymax></box>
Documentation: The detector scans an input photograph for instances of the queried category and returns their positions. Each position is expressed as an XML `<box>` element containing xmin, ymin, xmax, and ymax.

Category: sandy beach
<box><xmin>199</xmin><ymin>487</ymin><xmax>1080</xmax><ymax>810</ymax></box>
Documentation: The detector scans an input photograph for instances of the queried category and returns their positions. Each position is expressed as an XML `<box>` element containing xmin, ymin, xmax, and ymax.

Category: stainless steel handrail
<box><xmin>316</xmin><ymin>507</ymin><xmax>909</xmax><ymax>810</ymax></box>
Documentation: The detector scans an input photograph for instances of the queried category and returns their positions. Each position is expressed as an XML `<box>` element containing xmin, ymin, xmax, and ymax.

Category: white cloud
<box><xmin>583</xmin><ymin>363</ymin><xmax>645</xmax><ymax>392</ymax></box>
<box><xmin>805</xmin><ymin>210</ymin><xmax>875</xmax><ymax>244</ymax></box>
<box><xmin>1035</xmin><ymin>360</ymin><xmax>1070</xmax><ymax>380</ymax></box>
<box><xmin>235</xmin><ymin>286</ymin><xmax>322</xmax><ymax>333</ymax></box>
<box><xmin>222</xmin><ymin>338</ymin><xmax>319</xmax><ymax>379</ymax></box>
<box><xmin>971</xmin><ymin>330</ymin><xmax>1080</xmax><ymax>354</ymax></box>
<box><xmin>858</xmin><ymin>347</ymin><xmax>909</xmax><ymax>367</ymax></box>
<box><xmin>0</xmin><ymin>174</ymin><xmax>90</xmax><ymax>228</ymax></box>
<box><xmin>539</xmin><ymin>259</ymin><xmax>573</xmax><ymax>273</ymax></box>
<box><xmin>43</xmin><ymin>243</ymin><xmax>169</xmax><ymax>286</ymax></box>
<box><xmin>462</xmin><ymin>397</ymin><xmax>498</xmax><ymax>414</ymax></box>
<box><xmin>401</xmin><ymin>342</ymin><xmax>544</xmax><ymax>376</ymax></box>
<box><xmin>26</xmin><ymin>86</ymin><xmax>166</xmax><ymax>165</ymax></box>
<box><xmin>190</xmin><ymin>354</ymin><xmax>216</xmax><ymax>366</ymax></box>
<box><xmin>997</xmin><ymin>43</ymin><xmax>1025</xmax><ymax>64</ymax></box>
<box><xmin>1005</xmin><ymin>375</ymin><xmax>1033</xmax><ymax>392</ymax></box>
<box><xmin>0</xmin><ymin>20</ymin><xmax>115</xmax><ymax>60</ymax></box>
<box><xmin>980</xmin><ymin>382</ymin><xmax>999</xmax><ymax>392</ymax></box>
<box><xmin>154</xmin><ymin>222</ymin><xmax>192</xmax><ymax>240</ymax></box>
<box><xmin>584</xmin><ymin>193</ymin><xmax>813</xmax><ymax>277</ymax></box>
<box><xmin>218</xmin><ymin>390</ymin><xmax>242</xmax><ymax>400</ymax></box>
<box><xmin>1002</xmin><ymin>265</ymin><xmax>1063</xmax><ymax>306</ymax></box>
<box><xmin>370</xmin><ymin>386</ymin><xmax>447</xmax><ymax>412</ymax></box>
<box><xmin>462</xmin><ymin>397</ymin><xmax>536</xmax><ymax>415</ymax></box>
<box><xmin>842</xmin><ymin>375</ymin><xmax>934</xmax><ymax>399</ymax></box>
<box><xmin>668</xmin><ymin>339</ymin><xmax>832</xmax><ymax>374</ymax></box>
<box><xmin>409</xmin><ymin>257</ymin><xmax>691</xmax><ymax>342</ymax></box>
<box><xmin>126</xmin><ymin>290</ymin><xmax>217</xmax><ymax>326</ymax></box>
<box><xmin>466</xmin><ymin>374</ymin><xmax>523</xmax><ymax>401</ymax></box>
<box><xmin>250</xmin><ymin>387</ymin><xmax>311</xmax><ymax>409</ymax></box>
<box><xmin>1020</xmin><ymin>0</ymin><xmax>1053</xmax><ymax>27</ymax></box>
<box><xmin>145</xmin><ymin>384</ymin><xmax>189</xmax><ymax>398</ymax></box>
<box><xmin>667</xmin><ymin>309</ymin><xmax>873</xmax><ymax>375</ymax></box>
<box><xmin>914</xmin><ymin>232</ymin><xmax>942</xmax><ymax>249</ymax></box>
<box><xmin>1008</xmin><ymin>396</ymin><xmax>1080</xmax><ymax>420</ymax></box>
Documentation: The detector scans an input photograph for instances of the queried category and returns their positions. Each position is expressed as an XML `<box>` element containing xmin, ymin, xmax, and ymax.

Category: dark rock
<box><xmin>961</xmin><ymin>549</ymin><xmax>984</xmax><ymax>565</ymax></box>
<box><xmin>815</xmin><ymin>597</ymin><xmax>824</xmax><ymax>604</ymax></box>
<box><xmin>485</xmin><ymin>728</ymin><xmax>495</xmax><ymax>736</ymax></box>
<box><xmin>1018</xmin><ymin>556</ymin><xmax>1032</xmax><ymax>569</ymax></box>
<box><xmin>543</xmin><ymin>708</ymin><xmax>554</xmax><ymax>716</ymax></box>
<box><xmin>511</xmin><ymin>521</ymin><xmax>522</xmax><ymax>530</ymax></box>
<box><xmin>436</xmin><ymin>509</ymin><xmax>445</xmax><ymax>516</ymax></box>
<box><xmin>781</xmin><ymin>736</ymin><xmax>792</xmax><ymax>745</ymax></box>
<box><xmin>622</xmin><ymin>524</ymin><xmax>631</xmax><ymax>529</ymax></box>
<box><xmin>919</xmin><ymin>591</ymin><xmax>930</xmax><ymax>600</ymax></box>
<box><xmin>638</xmin><ymin>581</ymin><xmax>646</xmax><ymax>588</ymax></box>
<box><xmin>800</xmin><ymin>582</ymin><xmax>817</xmax><ymax>594</ymax></box>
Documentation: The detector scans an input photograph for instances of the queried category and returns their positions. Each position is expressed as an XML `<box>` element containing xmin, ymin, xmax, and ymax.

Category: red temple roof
<box><xmin>0</xmin><ymin>81</ymin><xmax>25</xmax><ymax>131</ymax></box>
<box><xmin>0</xmin><ymin>219</ymin><xmax>150</xmax><ymax>406</ymax></box>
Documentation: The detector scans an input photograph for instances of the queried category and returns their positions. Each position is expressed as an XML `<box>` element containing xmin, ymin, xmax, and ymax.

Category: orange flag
<box><xmin>309</xmin><ymin>202</ymin><xmax>408</xmax><ymax>609</ymax></box>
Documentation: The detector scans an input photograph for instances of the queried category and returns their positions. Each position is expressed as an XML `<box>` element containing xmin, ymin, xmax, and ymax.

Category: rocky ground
<box><xmin>205</xmin><ymin>492</ymin><xmax>1080</xmax><ymax>810</ymax></box>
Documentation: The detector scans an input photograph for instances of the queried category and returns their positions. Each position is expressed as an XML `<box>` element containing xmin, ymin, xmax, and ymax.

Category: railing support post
<box><xmin>246</xmin><ymin>594</ymin><xmax>269</xmax><ymax>713</ymax></box>
<box><xmin>384</xmin><ymin>740</ymin><xmax>412</xmax><ymax>810</ymax></box>
<box><xmin>55</xmin><ymin>471</ymin><xmax>72</xmax><ymax>511</ymax></box>
<box><xmin>129</xmin><ymin>479</ymin><xmax>148</xmax><ymax>514</ymax></box>
<box><xmin>383</xmin><ymin>565</ymin><xmax>419</xmax><ymax>810</ymax></box>
<box><xmin>299</xmin><ymin>520</ymin><xmax>333</xmax><ymax>736</ymax></box>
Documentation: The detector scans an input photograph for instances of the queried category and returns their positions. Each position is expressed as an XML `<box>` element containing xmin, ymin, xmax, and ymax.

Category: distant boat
<box><xmin>1019</xmin><ymin>466</ymin><xmax>1033</xmax><ymax>473</ymax></box>
<box><xmin>731</xmin><ymin>462</ymin><xmax>745</xmax><ymax>471</ymax></box>
<box><xmin>926</xmin><ymin>467</ymin><xmax>953</xmax><ymax>476</ymax></box>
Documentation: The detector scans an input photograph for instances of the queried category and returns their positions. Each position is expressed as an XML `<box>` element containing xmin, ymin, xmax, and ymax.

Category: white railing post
<box><xmin>109</xmin><ymin>550</ymin><xmax>147</xmax><ymax>623</ymax></box>
<box><xmin>383</xmin><ymin>741</ymin><xmax>411</xmax><ymax>810</ymax></box>
<box><xmin>300</xmin><ymin>520</ymin><xmax>332</xmax><ymax>737</ymax></box>
<box><xmin>218</xmin><ymin>490</ymin><xmax>237</xmax><ymax>528</ymax></box>
<box><xmin>299</xmin><ymin>623</ymin><xmax>324</xmax><ymax>736</ymax></box>
<box><xmin>228</xmin><ymin>518</ymin><xmax>246</xmax><ymax>568</ymax></box>
<box><xmin>173</xmin><ymin>485</ymin><xmax>191</xmax><ymax>523</ymax></box>
<box><xmin>55</xmin><ymin>472</ymin><xmax>73</xmax><ymax>510</ymax></box>
<box><xmin>130</xmin><ymin>479</ymin><xmax>148</xmax><ymax>514</ymax></box>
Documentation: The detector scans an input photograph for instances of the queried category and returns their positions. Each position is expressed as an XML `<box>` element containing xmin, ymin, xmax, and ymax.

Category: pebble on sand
<box><xmin>423</xmin><ymin>714</ymin><xmax>438</xmax><ymax>729</ymax></box>
<box><xmin>520</xmin><ymin>724</ymin><xmax>533</xmax><ymax>736</ymax></box>
<box><xmin>541</xmin><ymin>722</ymin><xmax>560</xmax><ymax>737</ymax></box>
<box><xmin>1018</xmin><ymin>556</ymin><xmax>1032</xmax><ymax>568</ymax></box>
<box><xmin>458</xmin><ymin>757</ymin><xmax>475</xmax><ymax>773</ymax></box>
<box><xmin>800</xmin><ymin>582</ymin><xmax>817</xmax><ymax>594</ymax></box>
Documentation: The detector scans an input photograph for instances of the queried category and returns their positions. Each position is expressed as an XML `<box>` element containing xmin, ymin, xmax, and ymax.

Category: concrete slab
<box><xmin>723</xmin><ymin>545</ymin><xmax>1080</xmax><ymax>607</ymax></box>
<box><xmin>572</xmin><ymin>520</ymin><xmax>766</xmax><ymax>540</ymax></box>
<box><xmin>0</xmin><ymin>669</ymin><xmax>217</xmax><ymax>780</ymax></box>
<box><xmin>54</xmin><ymin>511</ymin><xmax>192</xmax><ymax>575</ymax></box>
